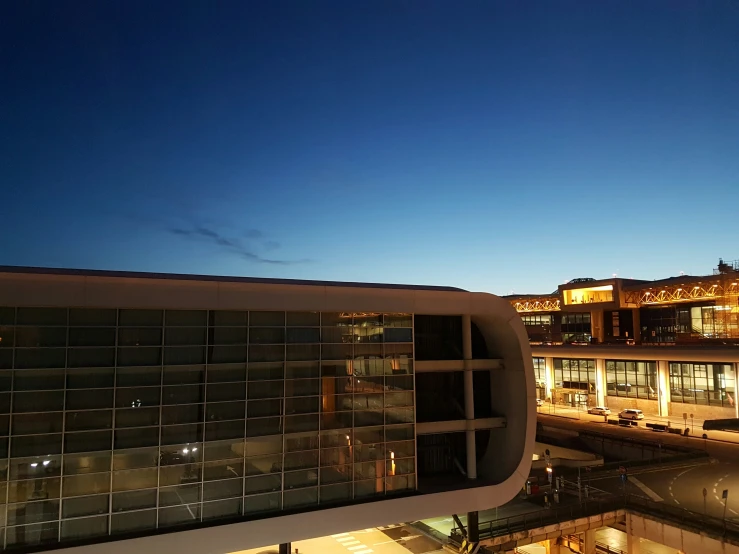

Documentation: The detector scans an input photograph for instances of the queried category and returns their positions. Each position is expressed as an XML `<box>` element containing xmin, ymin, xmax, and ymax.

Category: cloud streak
<box><xmin>169</xmin><ymin>225</ymin><xmax>309</xmax><ymax>265</ymax></box>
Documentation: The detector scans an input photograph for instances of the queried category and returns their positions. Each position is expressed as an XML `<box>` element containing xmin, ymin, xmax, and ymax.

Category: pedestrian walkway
<box><xmin>538</xmin><ymin>403</ymin><xmax>739</xmax><ymax>444</ymax></box>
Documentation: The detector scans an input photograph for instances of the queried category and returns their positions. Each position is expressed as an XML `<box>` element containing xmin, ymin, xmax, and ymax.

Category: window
<box><xmin>553</xmin><ymin>359</ymin><xmax>595</xmax><ymax>392</ymax></box>
<box><xmin>606</xmin><ymin>360</ymin><xmax>657</xmax><ymax>400</ymax></box>
<box><xmin>669</xmin><ymin>362</ymin><xmax>735</xmax><ymax>406</ymax></box>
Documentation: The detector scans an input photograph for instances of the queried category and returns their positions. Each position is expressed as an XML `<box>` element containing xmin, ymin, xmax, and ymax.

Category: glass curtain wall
<box><xmin>532</xmin><ymin>358</ymin><xmax>547</xmax><ymax>399</ymax></box>
<box><xmin>553</xmin><ymin>359</ymin><xmax>595</xmax><ymax>392</ymax></box>
<box><xmin>560</xmin><ymin>314</ymin><xmax>591</xmax><ymax>344</ymax></box>
<box><xmin>0</xmin><ymin>307</ymin><xmax>415</xmax><ymax>549</ymax></box>
<box><xmin>668</xmin><ymin>362</ymin><xmax>736</xmax><ymax>407</ymax></box>
<box><xmin>605</xmin><ymin>361</ymin><xmax>657</xmax><ymax>399</ymax></box>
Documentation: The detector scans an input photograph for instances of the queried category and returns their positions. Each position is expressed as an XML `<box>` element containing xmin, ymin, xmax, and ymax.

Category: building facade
<box><xmin>0</xmin><ymin>267</ymin><xmax>535</xmax><ymax>553</ymax></box>
<box><xmin>508</xmin><ymin>259</ymin><xmax>739</xmax><ymax>421</ymax></box>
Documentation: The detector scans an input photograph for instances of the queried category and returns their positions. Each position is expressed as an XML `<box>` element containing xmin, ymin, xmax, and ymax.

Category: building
<box><xmin>507</xmin><ymin>259</ymin><xmax>739</xmax><ymax>421</ymax></box>
<box><xmin>0</xmin><ymin>266</ymin><xmax>535</xmax><ymax>553</ymax></box>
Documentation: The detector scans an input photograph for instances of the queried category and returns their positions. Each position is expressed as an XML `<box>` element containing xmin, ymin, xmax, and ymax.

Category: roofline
<box><xmin>0</xmin><ymin>265</ymin><xmax>467</xmax><ymax>293</ymax></box>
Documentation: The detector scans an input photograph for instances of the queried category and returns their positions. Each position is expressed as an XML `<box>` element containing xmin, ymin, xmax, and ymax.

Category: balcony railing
<box><xmin>450</xmin><ymin>493</ymin><xmax>739</xmax><ymax>544</ymax></box>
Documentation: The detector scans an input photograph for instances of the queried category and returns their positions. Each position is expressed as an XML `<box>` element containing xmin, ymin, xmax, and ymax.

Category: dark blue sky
<box><xmin>3</xmin><ymin>1</ymin><xmax>738</xmax><ymax>294</ymax></box>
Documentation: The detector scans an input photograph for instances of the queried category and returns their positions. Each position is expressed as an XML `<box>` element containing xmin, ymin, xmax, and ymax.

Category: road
<box><xmin>583</xmin><ymin>460</ymin><xmax>739</xmax><ymax>520</ymax></box>
<box><xmin>233</xmin><ymin>523</ymin><xmax>443</xmax><ymax>554</ymax></box>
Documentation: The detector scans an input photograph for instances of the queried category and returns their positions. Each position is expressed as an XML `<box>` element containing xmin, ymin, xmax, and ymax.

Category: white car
<box><xmin>619</xmin><ymin>409</ymin><xmax>644</xmax><ymax>420</ymax></box>
<box><xmin>588</xmin><ymin>406</ymin><xmax>610</xmax><ymax>415</ymax></box>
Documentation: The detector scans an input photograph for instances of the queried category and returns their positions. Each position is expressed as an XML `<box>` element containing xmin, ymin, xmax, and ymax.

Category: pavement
<box><xmin>231</xmin><ymin>523</ymin><xmax>444</xmax><ymax>554</ymax></box>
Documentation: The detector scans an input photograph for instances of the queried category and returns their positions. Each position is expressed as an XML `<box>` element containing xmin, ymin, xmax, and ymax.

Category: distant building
<box><xmin>506</xmin><ymin>258</ymin><xmax>739</xmax><ymax>421</ymax></box>
<box><xmin>0</xmin><ymin>266</ymin><xmax>534</xmax><ymax>553</ymax></box>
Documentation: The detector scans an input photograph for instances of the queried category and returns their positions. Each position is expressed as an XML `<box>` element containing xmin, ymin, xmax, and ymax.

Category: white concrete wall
<box><xmin>627</xmin><ymin>512</ymin><xmax>739</xmax><ymax>554</ymax></box>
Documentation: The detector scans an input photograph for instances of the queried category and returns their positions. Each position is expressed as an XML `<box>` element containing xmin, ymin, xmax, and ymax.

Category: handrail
<box><xmin>449</xmin><ymin>493</ymin><xmax>739</xmax><ymax>544</ymax></box>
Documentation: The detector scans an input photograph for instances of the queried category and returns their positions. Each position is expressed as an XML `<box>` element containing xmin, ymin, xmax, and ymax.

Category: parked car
<box><xmin>588</xmin><ymin>406</ymin><xmax>610</xmax><ymax>415</ymax></box>
<box><xmin>536</xmin><ymin>398</ymin><xmax>544</xmax><ymax>407</ymax></box>
<box><xmin>619</xmin><ymin>409</ymin><xmax>644</xmax><ymax>420</ymax></box>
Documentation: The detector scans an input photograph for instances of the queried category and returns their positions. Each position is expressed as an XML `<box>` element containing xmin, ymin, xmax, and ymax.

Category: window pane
<box><xmin>68</xmin><ymin>328</ymin><xmax>116</xmax><ymax>347</ymax></box>
<box><xmin>69</xmin><ymin>309</ymin><xmax>117</xmax><ymax>327</ymax></box>
<box><xmin>63</xmin><ymin>494</ymin><xmax>109</xmax><ymax>518</ymax></box>
<box><xmin>112</xmin><ymin>489</ymin><xmax>157</xmax><ymax>512</ymax></box>
<box><xmin>62</xmin><ymin>472</ymin><xmax>111</xmax><ymax>497</ymax></box>
<box><xmin>65</xmin><ymin>431</ymin><xmax>112</xmax><ymax>453</ymax></box>
<box><xmin>165</xmin><ymin>310</ymin><xmax>207</xmax><ymax>327</ymax></box>
<box><xmin>115</xmin><ymin>407</ymin><xmax>160</xmax><ymax>428</ymax></box>
<box><xmin>111</xmin><ymin>509</ymin><xmax>157</xmax><ymax>533</ymax></box>
<box><xmin>119</xmin><ymin>310</ymin><xmax>163</xmax><ymax>327</ymax></box>
<box><xmin>203</xmin><ymin>478</ymin><xmax>243</xmax><ymax>501</ymax></box>
<box><xmin>65</xmin><ymin>410</ymin><xmax>112</xmax><ymax>431</ymax></box>
<box><xmin>64</xmin><ymin>452</ymin><xmax>111</xmax><ymax>475</ymax></box>
<box><xmin>17</xmin><ymin>308</ymin><xmax>67</xmax><ymax>326</ymax></box>
<box><xmin>67</xmin><ymin>368</ymin><xmax>115</xmax><ymax>389</ymax></box>
<box><xmin>116</xmin><ymin>367</ymin><xmax>161</xmax><ymax>387</ymax></box>
<box><xmin>12</xmin><ymin>412</ymin><xmax>63</xmax><ymax>435</ymax></box>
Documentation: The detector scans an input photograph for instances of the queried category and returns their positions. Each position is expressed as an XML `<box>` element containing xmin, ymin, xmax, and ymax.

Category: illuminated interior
<box><xmin>563</xmin><ymin>285</ymin><xmax>614</xmax><ymax>305</ymax></box>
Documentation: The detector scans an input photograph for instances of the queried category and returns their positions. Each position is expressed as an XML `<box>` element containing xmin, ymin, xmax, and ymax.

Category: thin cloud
<box><xmin>168</xmin><ymin>224</ymin><xmax>310</xmax><ymax>265</ymax></box>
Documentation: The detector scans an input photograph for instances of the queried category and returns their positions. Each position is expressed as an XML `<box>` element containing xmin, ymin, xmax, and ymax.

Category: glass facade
<box><xmin>560</xmin><ymin>313</ymin><xmax>591</xmax><ymax>344</ymax></box>
<box><xmin>605</xmin><ymin>360</ymin><xmax>657</xmax><ymax>400</ymax></box>
<box><xmin>0</xmin><ymin>308</ymin><xmax>416</xmax><ymax>549</ymax></box>
<box><xmin>532</xmin><ymin>358</ymin><xmax>547</xmax><ymax>398</ymax></box>
<box><xmin>553</xmin><ymin>359</ymin><xmax>595</xmax><ymax>392</ymax></box>
<box><xmin>669</xmin><ymin>362</ymin><xmax>736</xmax><ymax>406</ymax></box>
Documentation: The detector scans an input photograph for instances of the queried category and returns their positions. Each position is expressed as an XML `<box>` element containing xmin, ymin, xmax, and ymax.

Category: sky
<box><xmin>2</xmin><ymin>1</ymin><xmax>738</xmax><ymax>295</ymax></box>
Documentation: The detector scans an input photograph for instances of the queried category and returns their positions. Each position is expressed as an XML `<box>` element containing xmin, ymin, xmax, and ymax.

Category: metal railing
<box><xmin>450</xmin><ymin>493</ymin><xmax>739</xmax><ymax>545</ymax></box>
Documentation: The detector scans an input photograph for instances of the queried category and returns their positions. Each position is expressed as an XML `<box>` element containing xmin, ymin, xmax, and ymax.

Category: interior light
<box><xmin>30</xmin><ymin>463</ymin><xmax>38</xmax><ymax>468</ymax></box>
<box><xmin>182</xmin><ymin>448</ymin><xmax>189</xmax><ymax>454</ymax></box>
<box><xmin>192</xmin><ymin>447</ymin><xmax>197</xmax><ymax>452</ymax></box>
<box><xmin>42</xmin><ymin>460</ymin><xmax>50</xmax><ymax>466</ymax></box>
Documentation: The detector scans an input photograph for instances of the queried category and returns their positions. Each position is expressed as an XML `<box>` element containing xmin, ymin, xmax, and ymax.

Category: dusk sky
<box><xmin>3</xmin><ymin>1</ymin><xmax>738</xmax><ymax>295</ymax></box>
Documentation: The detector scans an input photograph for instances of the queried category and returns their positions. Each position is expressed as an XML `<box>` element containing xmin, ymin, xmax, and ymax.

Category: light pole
<box><xmin>723</xmin><ymin>489</ymin><xmax>729</xmax><ymax>527</ymax></box>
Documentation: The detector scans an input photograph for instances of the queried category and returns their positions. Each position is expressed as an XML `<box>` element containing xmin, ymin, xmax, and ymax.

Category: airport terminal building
<box><xmin>507</xmin><ymin>259</ymin><xmax>739</xmax><ymax>421</ymax></box>
<box><xmin>0</xmin><ymin>267</ymin><xmax>535</xmax><ymax>553</ymax></box>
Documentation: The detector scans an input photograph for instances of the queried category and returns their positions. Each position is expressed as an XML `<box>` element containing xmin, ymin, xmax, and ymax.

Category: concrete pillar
<box><xmin>545</xmin><ymin>356</ymin><xmax>555</xmax><ymax>402</ymax></box>
<box><xmin>591</xmin><ymin>309</ymin><xmax>604</xmax><ymax>343</ymax></box>
<box><xmin>467</xmin><ymin>511</ymin><xmax>479</xmax><ymax>543</ymax></box>
<box><xmin>595</xmin><ymin>358</ymin><xmax>606</xmax><ymax>407</ymax></box>
<box><xmin>632</xmin><ymin>308</ymin><xmax>641</xmax><ymax>343</ymax></box>
<box><xmin>657</xmin><ymin>360</ymin><xmax>670</xmax><ymax>417</ymax></box>
<box><xmin>626</xmin><ymin>515</ymin><xmax>641</xmax><ymax>554</ymax></box>
<box><xmin>584</xmin><ymin>530</ymin><xmax>596</xmax><ymax>554</ymax></box>
<box><xmin>462</xmin><ymin>315</ymin><xmax>476</xmax><ymax>479</ymax></box>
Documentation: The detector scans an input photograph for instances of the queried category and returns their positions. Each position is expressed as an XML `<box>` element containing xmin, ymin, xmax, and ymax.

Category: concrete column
<box><xmin>591</xmin><ymin>309</ymin><xmax>604</xmax><ymax>343</ymax></box>
<box><xmin>545</xmin><ymin>356</ymin><xmax>555</xmax><ymax>402</ymax></box>
<box><xmin>462</xmin><ymin>315</ymin><xmax>476</xmax><ymax>479</ymax></box>
<box><xmin>595</xmin><ymin>358</ymin><xmax>606</xmax><ymax>407</ymax></box>
<box><xmin>626</xmin><ymin>515</ymin><xmax>641</xmax><ymax>554</ymax></box>
<box><xmin>657</xmin><ymin>360</ymin><xmax>670</xmax><ymax>417</ymax></box>
<box><xmin>583</xmin><ymin>530</ymin><xmax>596</xmax><ymax>554</ymax></box>
<box><xmin>632</xmin><ymin>308</ymin><xmax>641</xmax><ymax>343</ymax></box>
<box><xmin>467</xmin><ymin>511</ymin><xmax>479</xmax><ymax>543</ymax></box>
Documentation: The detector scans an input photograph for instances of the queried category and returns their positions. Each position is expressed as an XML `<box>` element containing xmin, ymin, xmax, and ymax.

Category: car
<box><xmin>536</xmin><ymin>398</ymin><xmax>544</xmax><ymax>407</ymax></box>
<box><xmin>619</xmin><ymin>409</ymin><xmax>644</xmax><ymax>420</ymax></box>
<box><xmin>588</xmin><ymin>406</ymin><xmax>610</xmax><ymax>415</ymax></box>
